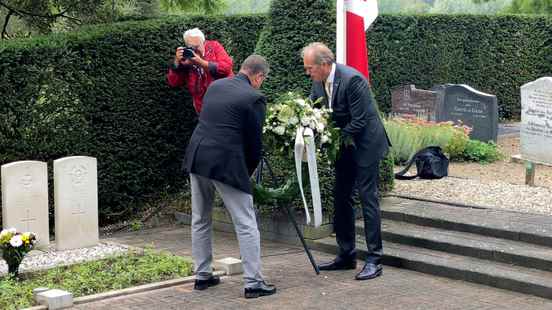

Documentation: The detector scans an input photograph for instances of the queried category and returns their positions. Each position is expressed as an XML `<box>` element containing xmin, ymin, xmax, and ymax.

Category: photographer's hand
<box><xmin>190</xmin><ymin>50</ymin><xmax>209</xmax><ymax>69</ymax></box>
<box><xmin>174</xmin><ymin>47</ymin><xmax>184</xmax><ymax>66</ymax></box>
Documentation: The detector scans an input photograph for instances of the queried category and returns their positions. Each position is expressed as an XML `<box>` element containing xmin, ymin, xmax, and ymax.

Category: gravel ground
<box><xmin>392</xmin><ymin>133</ymin><xmax>552</xmax><ymax>216</ymax></box>
<box><xmin>0</xmin><ymin>242</ymin><xmax>129</xmax><ymax>276</ymax></box>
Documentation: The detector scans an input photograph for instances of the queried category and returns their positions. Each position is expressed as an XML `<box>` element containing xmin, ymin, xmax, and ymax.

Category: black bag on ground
<box><xmin>394</xmin><ymin>146</ymin><xmax>449</xmax><ymax>180</ymax></box>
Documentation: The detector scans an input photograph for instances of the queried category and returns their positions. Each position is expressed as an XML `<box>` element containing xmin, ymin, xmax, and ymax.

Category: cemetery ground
<box><xmin>6</xmin><ymin>124</ymin><xmax>552</xmax><ymax>309</ymax></box>
<box><xmin>71</xmin><ymin>226</ymin><xmax>552</xmax><ymax>310</ymax></box>
<box><xmin>393</xmin><ymin>127</ymin><xmax>552</xmax><ymax>215</ymax></box>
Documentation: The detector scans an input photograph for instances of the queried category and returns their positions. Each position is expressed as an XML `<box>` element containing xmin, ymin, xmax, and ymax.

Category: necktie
<box><xmin>324</xmin><ymin>80</ymin><xmax>332</xmax><ymax>109</ymax></box>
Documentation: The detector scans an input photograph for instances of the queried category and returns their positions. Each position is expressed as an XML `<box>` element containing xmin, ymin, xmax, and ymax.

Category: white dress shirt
<box><xmin>324</xmin><ymin>63</ymin><xmax>336</xmax><ymax>110</ymax></box>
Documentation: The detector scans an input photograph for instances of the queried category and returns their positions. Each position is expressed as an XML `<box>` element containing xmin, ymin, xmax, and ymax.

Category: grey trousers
<box><xmin>190</xmin><ymin>173</ymin><xmax>264</xmax><ymax>288</ymax></box>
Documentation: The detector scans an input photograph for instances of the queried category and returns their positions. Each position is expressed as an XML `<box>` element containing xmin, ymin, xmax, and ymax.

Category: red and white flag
<box><xmin>336</xmin><ymin>0</ymin><xmax>379</xmax><ymax>80</ymax></box>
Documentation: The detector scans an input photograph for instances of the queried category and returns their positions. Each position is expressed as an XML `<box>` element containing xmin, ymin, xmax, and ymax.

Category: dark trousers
<box><xmin>333</xmin><ymin>149</ymin><xmax>383</xmax><ymax>264</ymax></box>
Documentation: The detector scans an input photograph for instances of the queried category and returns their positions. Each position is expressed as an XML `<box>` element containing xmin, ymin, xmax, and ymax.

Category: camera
<box><xmin>182</xmin><ymin>47</ymin><xmax>195</xmax><ymax>59</ymax></box>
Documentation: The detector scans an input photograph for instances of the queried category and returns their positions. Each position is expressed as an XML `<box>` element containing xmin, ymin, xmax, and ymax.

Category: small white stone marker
<box><xmin>214</xmin><ymin>257</ymin><xmax>243</xmax><ymax>275</ymax></box>
<box><xmin>32</xmin><ymin>287</ymin><xmax>49</xmax><ymax>299</ymax></box>
<box><xmin>36</xmin><ymin>289</ymin><xmax>73</xmax><ymax>309</ymax></box>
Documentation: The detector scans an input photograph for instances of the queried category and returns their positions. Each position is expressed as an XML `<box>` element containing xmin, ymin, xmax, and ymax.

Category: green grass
<box><xmin>0</xmin><ymin>249</ymin><xmax>193</xmax><ymax>310</ymax></box>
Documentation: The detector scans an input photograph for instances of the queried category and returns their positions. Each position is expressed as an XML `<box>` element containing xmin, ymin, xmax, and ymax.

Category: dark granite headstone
<box><xmin>435</xmin><ymin>84</ymin><xmax>498</xmax><ymax>142</ymax></box>
<box><xmin>391</xmin><ymin>85</ymin><xmax>439</xmax><ymax>121</ymax></box>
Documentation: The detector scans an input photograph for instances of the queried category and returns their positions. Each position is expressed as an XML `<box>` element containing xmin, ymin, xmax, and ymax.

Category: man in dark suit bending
<box><xmin>302</xmin><ymin>42</ymin><xmax>391</xmax><ymax>280</ymax></box>
<box><xmin>183</xmin><ymin>55</ymin><xmax>276</xmax><ymax>298</ymax></box>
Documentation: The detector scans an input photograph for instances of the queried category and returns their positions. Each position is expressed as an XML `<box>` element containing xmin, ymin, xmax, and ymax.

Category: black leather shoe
<box><xmin>244</xmin><ymin>282</ymin><xmax>277</xmax><ymax>299</ymax></box>
<box><xmin>318</xmin><ymin>258</ymin><xmax>357</xmax><ymax>271</ymax></box>
<box><xmin>194</xmin><ymin>275</ymin><xmax>221</xmax><ymax>290</ymax></box>
<box><xmin>355</xmin><ymin>263</ymin><xmax>382</xmax><ymax>280</ymax></box>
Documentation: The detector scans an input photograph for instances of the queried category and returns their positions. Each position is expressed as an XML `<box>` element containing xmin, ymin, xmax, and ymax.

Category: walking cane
<box><xmin>255</xmin><ymin>155</ymin><xmax>320</xmax><ymax>275</ymax></box>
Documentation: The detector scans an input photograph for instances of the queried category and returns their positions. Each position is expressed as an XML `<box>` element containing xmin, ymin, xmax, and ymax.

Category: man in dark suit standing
<box><xmin>183</xmin><ymin>55</ymin><xmax>276</xmax><ymax>298</ymax></box>
<box><xmin>301</xmin><ymin>42</ymin><xmax>390</xmax><ymax>280</ymax></box>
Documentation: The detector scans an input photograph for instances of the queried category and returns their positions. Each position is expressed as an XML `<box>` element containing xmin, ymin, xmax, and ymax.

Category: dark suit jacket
<box><xmin>310</xmin><ymin>63</ymin><xmax>390</xmax><ymax>167</ymax></box>
<box><xmin>184</xmin><ymin>73</ymin><xmax>266</xmax><ymax>194</ymax></box>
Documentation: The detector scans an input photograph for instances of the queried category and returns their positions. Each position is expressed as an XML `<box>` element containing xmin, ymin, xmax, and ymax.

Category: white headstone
<box><xmin>520</xmin><ymin>77</ymin><xmax>552</xmax><ymax>166</ymax></box>
<box><xmin>54</xmin><ymin>156</ymin><xmax>99</xmax><ymax>250</ymax></box>
<box><xmin>1</xmin><ymin>161</ymin><xmax>50</xmax><ymax>247</ymax></box>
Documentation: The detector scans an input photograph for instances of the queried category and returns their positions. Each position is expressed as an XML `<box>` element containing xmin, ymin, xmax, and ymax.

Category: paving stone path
<box><xmin>71</xmin><ymin>225</ymin><xmax>552</xmax><ymax>310</ymax></box>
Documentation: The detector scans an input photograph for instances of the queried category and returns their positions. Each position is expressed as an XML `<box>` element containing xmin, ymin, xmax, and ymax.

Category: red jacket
<box><xmin>167</xmin><ymin>40</ymin><xmax>234</xmax><ymax>114</ymax></box>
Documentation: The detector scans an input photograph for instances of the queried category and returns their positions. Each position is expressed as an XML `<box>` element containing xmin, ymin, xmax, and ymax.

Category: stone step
<box><xmin>371</xmin><ymin>219</ymin><xmax>552</xmax><ymax>272</ymax></box>
<box><xmin>380</xmin><ymin>196</ymin><xmax>552</xmax><ymax>247</ymax></box>
<box><xmin>310</xmin><ymin>237</ymin><xmax>552</xmax><ymax>300</ymax></box>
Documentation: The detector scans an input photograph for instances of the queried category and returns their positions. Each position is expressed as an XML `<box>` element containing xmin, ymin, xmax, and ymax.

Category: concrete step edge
<box><xmin>381</xmin><ymin>207</ymin><xmax>552</xmax><ymax>248</ymax></box>
<box><xmin>309</xmin><ymin>237</ymin><xmax>552</xmax><ymax>300</ymax></box>
<box><xmin>354</xmin><ymin>219</ymin><xmax>552</xmax><ymax>272</ymax></box>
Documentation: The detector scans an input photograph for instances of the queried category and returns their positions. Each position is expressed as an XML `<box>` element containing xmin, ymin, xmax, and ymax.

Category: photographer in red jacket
<box><xmin>167</xmin><ymin>28</ymin><xmax>234</xmax><ymax>114</ymax></box>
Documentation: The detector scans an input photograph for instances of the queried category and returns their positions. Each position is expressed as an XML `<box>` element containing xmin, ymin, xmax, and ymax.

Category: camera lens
<box><xmin>183</xmin><ymin>48</ymin><xmax>195</xmax><ymax>59</ymax></box>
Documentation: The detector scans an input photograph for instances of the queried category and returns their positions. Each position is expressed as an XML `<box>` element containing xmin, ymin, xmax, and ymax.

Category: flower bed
<box><xmin>0</xmin><ymin>249</ymin><xmax>192</xmax><ymax>310</ymax></box>
<box><xmin>385</xmin><ymin>117</ymin><xmax>502</xmax><ymax>164</ymax></box>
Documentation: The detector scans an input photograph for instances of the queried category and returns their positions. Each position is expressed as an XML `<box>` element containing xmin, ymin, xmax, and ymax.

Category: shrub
<box><xmin>385</xmin><ymin>117</ymin><xmax>469</xmax><ymax>163</ymax></box>
<box><xmin>444</xmin><ymin>129</ymin><xmax>470</xmax><ymax>161</ymax></box>
<box><xmin>386</xmin><ymin>117</ymin><xmax>502</xmax><ymax>164</ymax></box>
<box><xmin>462</xmin><ymin>140</ymin><xmax>503</xmax><ymax>163</ymax></box>
<box><xmin>0</xmin><ymin>15</ymin><xmax>266</xmax><ymax>223</ymax></box>
<box><xmin>254</xmin><ymin>0</ymin><xmax>336</xmax><ymax>100</ymax></box>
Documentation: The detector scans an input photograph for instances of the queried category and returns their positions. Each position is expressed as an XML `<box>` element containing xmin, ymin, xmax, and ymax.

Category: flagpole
<box><xmin>336</xmin><ymin>0</ymin><xmax>346</xmax><ymax>64</ymax></box>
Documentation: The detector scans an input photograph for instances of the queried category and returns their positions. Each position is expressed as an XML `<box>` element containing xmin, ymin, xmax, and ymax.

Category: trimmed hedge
<box><xmin>3</xmin><ymin>12</ymin><xmax>552</xmax><ymax>223</ymax></box>
<box><xmin>255</xmin><ymin>12</ymin><xmax>552</xmax><ymax>120</ymax></box>
<box><xmin>256</xmin><ymin>0</ymin><xmax>394</xmax><ymax>197</ymax></box>
<box><xmin>369</xmin><ymin>14</ymin><xmax>552</xmax><ymax>120</ymax></box>
<box><xmin>0</xmin><ymin>15</ymin><xmax>266</xmax><ymax>222</ymax></box>
<box><xmin>255</xmin><ymin>0</ymin><xmax>336</xmax><ymax>99</ymax></box>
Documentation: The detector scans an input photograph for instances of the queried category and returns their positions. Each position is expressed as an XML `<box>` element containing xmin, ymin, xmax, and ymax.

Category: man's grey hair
<box><xmin>301</xmin><ymin>42</ymin><xmax>335</xmax><ymax>65</ymax></box>
<box><xmin>240</xmin><ymin>54</ymin><xmax>270</xmax><ymax>76</ymax></box>
<box><xmin>183</xmin><ymin>28</ymin><xmax>205</xmax><ymax>43</ymax></box>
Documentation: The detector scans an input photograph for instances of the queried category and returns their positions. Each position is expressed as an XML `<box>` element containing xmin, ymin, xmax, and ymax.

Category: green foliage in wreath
<box><xmin>252</xmin><ymin>177</ymin><xmax>299</xmax><ymax>206</ymax></box>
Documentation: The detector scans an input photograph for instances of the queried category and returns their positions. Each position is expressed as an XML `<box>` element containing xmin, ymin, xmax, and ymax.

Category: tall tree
<box><xmin>0</xmin><ymin>0</ymin><xmax>110</xmax><ymax>39</ymax></box>
<box><xmin>378</xmin><ymin>0</ymin><xmax>431</xmax><ymax>14</ymax></box>
<box><xmin>474</xmin><ymin>0</ymin><xmax>551</xmax><ymax>13</ymax></box>
<box><xmin>159</xmin><ymin>0</ymin><xmax>225</xmax><ymax>14</ymax></box>
<box><xmin>506</xmin><ymin>0</ymin><xmax>552</xmax><ymax>13</ymax></box>
<box><xmin>431</xmin><ymin>0</ymin><xmax>512</xmax><ymax>14</ymax></box>
<box><xmin>1</xmin><ymin>0</ymin><xmax>226</xmax><ymax>39</ymax></box>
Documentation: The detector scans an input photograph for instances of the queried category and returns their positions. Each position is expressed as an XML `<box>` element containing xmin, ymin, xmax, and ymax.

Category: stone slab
<box><xmin>214</xmin><ymin>257</ymin><xmax>243</xmax><ymax>275</ymax></box>
<box><xmin>36</xmin><ymin>289</ymin><xmax>73</xmax><ymax>309</ymax></box>
<box><xmin>54</xmin><ymin>156</ymin><xmax>99</xmax><ymax>250</ymax></box>
<box><xmin>175</xmin><ymin>209</ymin><xmax>333</xmax><ymax>242</ymax></box>
<box><xmin>435</xmin><ymin>84</ymin><xmax>498</xmax><ymax>142</ymax></box>
<box><xmin>520</xmin><ymin>77</ymin><xmax>552</xmax><ymax>166</ymax></box>
<box><xmin>391</xmin><ymin>84</ymin><xmax>439</xmax><ymax>121</ymax></box>
<box><xmin>1</xmin><ymin>161</ymin><xmax>50</xmax><ymax>247</ymax></box>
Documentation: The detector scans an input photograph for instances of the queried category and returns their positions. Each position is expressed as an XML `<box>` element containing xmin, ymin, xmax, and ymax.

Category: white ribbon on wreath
<box><xmin>294</xmin><ymin>126</ymin><xmax>323</xmax><ymax>227</ymax></box>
